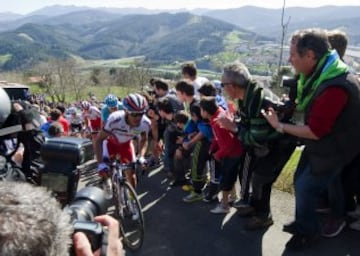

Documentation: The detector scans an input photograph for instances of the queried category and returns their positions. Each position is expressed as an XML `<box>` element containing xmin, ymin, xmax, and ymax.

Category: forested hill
<box><xmin>0</xmin><ymin>12</ymin><xmax>270</xmax><ymax>70</ymax></box>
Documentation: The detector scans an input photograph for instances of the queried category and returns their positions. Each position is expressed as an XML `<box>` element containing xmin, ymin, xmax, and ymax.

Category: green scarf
<box><xmin>296</xmin><ymin>50</ymin><xmax>349</xmax><ymax>111</ymax></box>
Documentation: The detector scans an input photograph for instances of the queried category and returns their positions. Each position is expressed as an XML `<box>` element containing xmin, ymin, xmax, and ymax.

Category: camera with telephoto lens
<box><xmin>66</xmin><ymin>186</ymin><xmax>109</xmax><ymax>254</ymax></box>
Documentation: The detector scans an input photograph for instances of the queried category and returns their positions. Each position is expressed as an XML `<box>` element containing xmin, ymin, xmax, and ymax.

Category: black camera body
<box><xmin>66</xmin><ymin>186</ymin><xmax>109</xmax><ymax>253</ymax></box>
<box><xmin>40</xmin><ymin>137</ymin><xmax>94</xmax><ymax>206</ymax></box>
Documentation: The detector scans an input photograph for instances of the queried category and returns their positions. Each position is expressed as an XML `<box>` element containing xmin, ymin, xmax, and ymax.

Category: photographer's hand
<box><xmin>73</xmin><ymin>215</ymin><xmax>124</xmax><ymax>256</ymax></box>
<box><xmin>261</xmin><ymin>107</ymin><xmax>280</xmax><ymax>129</ymax></box>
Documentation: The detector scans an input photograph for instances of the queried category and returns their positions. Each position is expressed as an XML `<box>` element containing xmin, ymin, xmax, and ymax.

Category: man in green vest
<box><xmin>262</xmin><ymin>28</ymin><xmax>360</xmax><ymax>251</ymax></box>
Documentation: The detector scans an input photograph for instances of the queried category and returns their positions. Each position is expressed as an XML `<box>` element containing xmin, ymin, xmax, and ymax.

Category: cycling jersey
<box><xmin>82</xmin><ymin>106</ymin><xmax>101</xmax><ymax>132</ymax></box>
<box><xmin>104</xmin><ymin>110</ymin><xmax>151</xmax><ymax>144</ymax></box>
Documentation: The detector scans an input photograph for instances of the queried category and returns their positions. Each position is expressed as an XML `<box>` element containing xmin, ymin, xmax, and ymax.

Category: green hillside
<box><xmin>0</xmin><ymin>12</ymin><xmax>272</xmax><ymax>70</ymax></box>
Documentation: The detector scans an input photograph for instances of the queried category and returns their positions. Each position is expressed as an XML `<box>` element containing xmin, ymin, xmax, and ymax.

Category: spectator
<box><xmin>0</xmin><ymin>181</ymin><xmax>124</xmax><ymax>256</ymax></box>
<box><xmin>200</xmin><ymin>96</ymin><xmax>244</xmax><ymax>213</ymax></box>
<box><xmin>41</xmin><ymin>108</ymin><xmax>62</xmax><ymax>138</ymax></box>
<box><xmin>56</xmin><ymin>104</ymin><xmax>70</xmax><ymax>136</ymax></box>
<box><xmin>217</xmin><ymin>62</ymin><xmax>297</xmax><ymax>230</ymax></box>
<box><xmin>262</xmin><ymin>28</ymin><xmax>360</xmax><ymax>250</ymax></box>
<box><xmin>181</xmin><ymin>62</ymin><xmax>209</xmax><ymax>96</ymax></box>
<box><xmin>48</xmin><ymin>121</ymin><xmax>64</xmax><ymax>138</ymax></box>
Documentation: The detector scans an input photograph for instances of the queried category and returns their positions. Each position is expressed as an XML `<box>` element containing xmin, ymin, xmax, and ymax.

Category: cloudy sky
<box><xmin>1</xmin><ymin>0</ymin><xmax>359</xmax><ymax>14</ymax></box>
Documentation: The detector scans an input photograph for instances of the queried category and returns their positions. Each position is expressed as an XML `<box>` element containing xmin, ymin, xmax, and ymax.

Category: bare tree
<box><xmin>33</xmin><ymin>59</ymin><xmax>87</xmax><ymax>103</ymax></box>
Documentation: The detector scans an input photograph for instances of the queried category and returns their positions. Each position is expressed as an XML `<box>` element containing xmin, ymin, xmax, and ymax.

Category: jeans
<box><xmin>294</xmin><ymin>151</ymin><xmax>343</xmax><ymax>235</ymax></box>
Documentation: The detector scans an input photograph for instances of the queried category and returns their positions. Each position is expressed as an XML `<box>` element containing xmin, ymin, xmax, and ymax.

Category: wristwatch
<box><xmin>276</xmin><ymin>123</ymin><xmax>285</xmax><ymax>133</ymax></box>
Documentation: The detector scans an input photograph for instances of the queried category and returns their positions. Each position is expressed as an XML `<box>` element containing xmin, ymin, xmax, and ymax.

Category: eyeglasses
<box><xmin>129</xmin><ymin>112</ymin><xmax>144</xmax><ymax>117</ymax></box>
<box><xmin>221</xmin><ymin>82</ymin><xmax>232</xmax><ymax>88</ymax></box>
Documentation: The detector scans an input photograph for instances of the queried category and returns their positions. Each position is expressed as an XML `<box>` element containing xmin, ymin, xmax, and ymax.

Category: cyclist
<box><xmin>67</xmin><ymin>106</ymin><xmax>83</xmax><ymax>136</ymax></box>
<box><xmin>81</xmin><ymin>100</ymin><xmax>101</xmax><ymax>140</ymax></box>
<box><xmin>94</xmin><ymin>93</ymin><xmax>151</xmax><ymax>198</ymax></box>
<box><xmin>101</xmin><ymin>94</ymin><xmax>123</xmax><ymax>125</ymax></box>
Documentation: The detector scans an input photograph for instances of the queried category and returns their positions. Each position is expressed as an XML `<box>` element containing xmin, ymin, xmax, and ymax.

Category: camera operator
<box><xmin>0</xmin><ymin>87</ymin><xmax>44</xmax><ymax>180</ymax></box>
<box><xmin>0</xmin><ymin>181</ymin><xmax>124</xmax><ymax>256</ymax></box>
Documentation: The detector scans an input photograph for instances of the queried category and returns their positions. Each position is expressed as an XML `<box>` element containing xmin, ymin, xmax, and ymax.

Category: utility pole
<box><xmin>277</xmin><ymin>0</ymin><xmax>291</xmax><ymax>84</ymax></box>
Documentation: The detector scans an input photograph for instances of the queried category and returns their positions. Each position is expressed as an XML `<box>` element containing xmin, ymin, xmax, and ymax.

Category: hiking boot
<box><xmin>321</xmin><ymin>218</ymin><xmax>346</xmax><ymax>238</ymax></box>
<box><xmin>283</xmin><ymin>221</ymin><xmax>297</xmax><ymax>234</ymax></box>
<box><xmin>349</xmin><ymin>219</ymin><xmax>360</xmax><ymax>231</ymax></box>
<box><xmin>183</xmin><ymin>191</ymin><xmax>204</xmax><ymax>203</ymax></box>
<box><xmin>237</xmin><ymin>206</ymin><xmax>255</xmax><ymax>217</ymax></box>
<box><xmin>210</xmin><ymin>203</ymin><xmax>230</xmax><ymax>214</ymax></box>
<box><xmin>203</xmin><ymin>192</ymin><xmax>218</xmax><ymax>203</ymax></box>
<box><xmin>245</xmin><ymin>216</ymin><xmax>274</xmax><ymax>230</ymax></box>
<box><xmin>285</xmin><ymin>234</ymin><xmax>318</xmax><ymax>251</ymax></box>
<box><xmin>233</xmin><ymin>199</ymin><xmax>249</xmax><ymax>209</ymax></box>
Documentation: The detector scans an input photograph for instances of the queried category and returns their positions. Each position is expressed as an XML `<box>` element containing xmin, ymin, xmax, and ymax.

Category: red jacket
<box><xmin>210</xmin><ymin>108</ymin><xmax>244</xmax><ymax>160</ymax></box>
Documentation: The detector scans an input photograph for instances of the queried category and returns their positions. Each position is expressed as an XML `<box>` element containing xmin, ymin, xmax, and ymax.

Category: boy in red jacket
<box><xmin>200</xmin><ymin>97</ymin><xmax>244</xmax><ymax>213</ymax></box>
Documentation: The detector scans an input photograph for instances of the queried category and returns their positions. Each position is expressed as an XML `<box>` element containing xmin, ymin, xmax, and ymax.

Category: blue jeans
<box><xmin>294</xmin><ymin>151</ymin><xmax>343</xmax><ymax>235</ymax></box>
<box><xmin>162</xmin><ymin>126</ymin><xmax>177</xmax><ymax>173</ymax></box>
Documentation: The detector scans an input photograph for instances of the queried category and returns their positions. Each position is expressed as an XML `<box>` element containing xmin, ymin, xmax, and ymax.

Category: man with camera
<box><xmin>0</xmin><ymin>181</ymin><xmax>124</xmax><ymax>256</ymax></box>
<box><xmin>262</xmin><ymin>28</ymin><xmax>360</xmax><ymax>250</ymax></box>
<box><xmin>216</xmin><ymin>62</ymin><xmax>297</xmax><ymax>230</ymax></box>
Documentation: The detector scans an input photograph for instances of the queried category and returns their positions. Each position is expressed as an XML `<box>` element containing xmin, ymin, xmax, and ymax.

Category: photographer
<box><xmin>217</xmin><ymin>62</ymin><xmax>297</xmax><ymax>230</ymax></box>
<box><xmin>0</xmin><ymin>87</ymin><xmax>44</xmax><ymax>180</ymax></box>
<box><xmin>262</xmin><ymin>28</ymin><xmax>360</xmax><ymax>250</ymax></box>
<box><xmin>0</xmin><ymin>181</ymin><xmax>124</xmax><ymax>256</ymax></box>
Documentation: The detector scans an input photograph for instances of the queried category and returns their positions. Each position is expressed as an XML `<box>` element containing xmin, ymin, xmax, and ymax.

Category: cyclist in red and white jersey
<box><xmin>81</xmin><ymin>100</ymin><xmax>101</xmax><ymax>140</ymax></box>
<box><xmin>94</xmin><ymin>93</ymin><xmax>151</xmax><ymax>194</ymax></box>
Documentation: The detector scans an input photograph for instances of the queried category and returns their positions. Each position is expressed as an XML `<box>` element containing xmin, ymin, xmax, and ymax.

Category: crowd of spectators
<box><xmin>1</xmin><ymin>27</ymin><xmax>360</xmax><ymax>254</ymax></box>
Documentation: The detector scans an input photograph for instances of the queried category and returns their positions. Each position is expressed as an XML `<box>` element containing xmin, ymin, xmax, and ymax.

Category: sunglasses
<box><xmin>221</xmin><ymin>82</ymin><xmax>232</xmax><ymax>88</ymax></box>
<box><xmin>129</xmin><ymin>112</ymin><xmax>144</xmax><ymax>117</ymax></box>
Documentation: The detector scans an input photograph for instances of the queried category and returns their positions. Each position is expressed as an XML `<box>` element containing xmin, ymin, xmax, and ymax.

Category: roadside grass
<box><xmin>273</xmin><ymin>147</ymin><xmax>302</xmax><ymax>194</ymax></box>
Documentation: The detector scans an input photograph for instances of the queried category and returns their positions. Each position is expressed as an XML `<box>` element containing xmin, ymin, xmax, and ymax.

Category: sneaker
<box><xmin>245</xmin><ymin>216</ymin><xmax>274</xmax><ymax>230</ymax></box>
<box><xmin>182</xmin><ymin>184</ymin><xmax>194</xmax><ymax>192</ymax></box>
<box><xmin>349</xmin><ymin>219</ymin><xmax>360</xmax><ymax>231</ymax></box>
<box><xmin>285</xmin><ymin>234</ymin><xmax>318</xmax><ymax>251</ymax></box>
<box><xmin>210</xmin><ymin>204</ymin><xmax>230</xmax><ymax>214</ymax></box>
<box><xmin>183</xmin><ymin>191</ymin><xmax>204</xmax><ymax>203</ymax></box>
<box><xmin>237</xmin><ymin>206</ymin><xmax>255</xmax><ymax>217</ymax></box>
<box><xmin>233</xmin><ymin>199</ymin><xmax>249</xmax><ymax>209</ymax></box>
<box><xmin>103</xmin><ymin>178</ymin><xmax>113</xmax><ymax>199</ymax></box>
<box><xmin>321</xmin><ymin>218</ymin><xmax>346</xmax><ymax>238</ymax></box>
<box><xmin>283</xmin><ymin>221</ymin><xmax>297</xmax><ymax>234</ymax></box>
<box><xmin>203</xmin><ymin>192</ymin><xmax>218</xmax><ymax>203</ymax></box>
<box><xmin>347</xmin><ymin>205</ymin><xmax>360</xmax><ymax>218</ymax></box>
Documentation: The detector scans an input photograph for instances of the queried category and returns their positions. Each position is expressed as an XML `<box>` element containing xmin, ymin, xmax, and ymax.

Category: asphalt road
<box><xmin>81</xmin><ymin>165</ymin><xmax>360</xmax><ymax>256</ymax></box>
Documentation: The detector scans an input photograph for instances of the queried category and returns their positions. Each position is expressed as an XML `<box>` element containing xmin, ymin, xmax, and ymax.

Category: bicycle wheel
<box><xmin>113</xmin><ymin>180</ymin><xmax>144</xmax><ymax>251</ymax></box>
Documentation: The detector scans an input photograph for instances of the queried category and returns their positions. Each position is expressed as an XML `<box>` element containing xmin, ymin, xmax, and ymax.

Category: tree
<box><xmin>33</xmin><ymin>59</ymin><xmax>87</xmax><ymax>103</ymax></box>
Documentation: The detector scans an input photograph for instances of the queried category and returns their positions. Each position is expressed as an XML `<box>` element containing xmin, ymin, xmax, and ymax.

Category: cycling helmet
<box><xmin>0</xmin><ymin>87</ymin><xmax>11</xmax><ymax>129</ymax></box>
<box><xmin>122</xmin><ymin>93</ymin><xmax>148</xmax><ymax>113</ymax></box>
<box><xmin>104</xmin><ymin>94</ymin><xmax>118</xmax><ymax>108</ymax></box>
<box><xmin>81</xmin><ymin>100</ymin><xmax>90</xmax><ymax>110</ymax></box>
<box><xmin>68</xmin><ymin>107</ymin><xmax>77</xmax><ymax>115</ymax></box>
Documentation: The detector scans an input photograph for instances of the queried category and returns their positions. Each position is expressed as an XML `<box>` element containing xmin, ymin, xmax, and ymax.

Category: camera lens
<box><xmin>67</xmin><ymin>186</ymin><xmax>108</xmax><ymax>222</ymax></box>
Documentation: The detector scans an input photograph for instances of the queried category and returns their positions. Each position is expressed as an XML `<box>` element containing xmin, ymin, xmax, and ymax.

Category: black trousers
<box><xmin>249</xmin><ymin>135</ymin><xmax>297</xmax><ymax>218</ymax></box>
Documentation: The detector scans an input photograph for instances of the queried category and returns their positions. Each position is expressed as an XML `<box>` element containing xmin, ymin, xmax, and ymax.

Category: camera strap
<box><xmin>100</xmin><ymin>229</ymin><xmax>109</xmax><ymax>256</ymax></box>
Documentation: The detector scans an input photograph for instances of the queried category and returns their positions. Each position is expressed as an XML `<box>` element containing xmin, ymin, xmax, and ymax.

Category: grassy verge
<box><xmin>273</xmin><ymin>147</ymin><xmax>302</xmax><ymax>194</ymax></box>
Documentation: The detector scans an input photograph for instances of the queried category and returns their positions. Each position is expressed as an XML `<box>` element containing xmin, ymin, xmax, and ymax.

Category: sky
<box><xmin>0</xmin><ymin>0</ymin><xmax>360</xmax><ymax>14</ymax></box>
